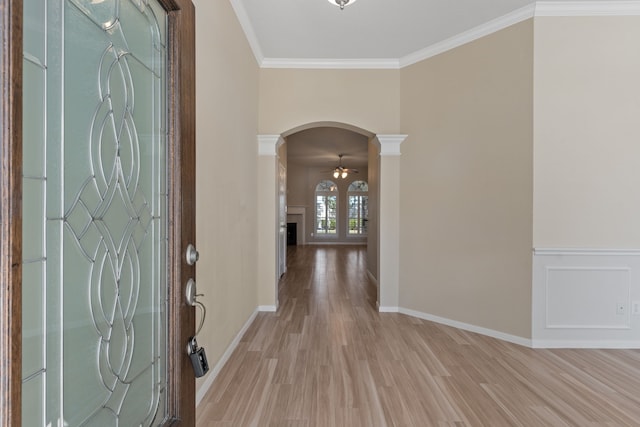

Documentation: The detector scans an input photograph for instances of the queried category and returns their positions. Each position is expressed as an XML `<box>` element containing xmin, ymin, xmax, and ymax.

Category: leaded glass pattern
<box><xmin>22</xmin><ymin>1</ymin><xmax>169</xmax><ymax>425</ymax></box>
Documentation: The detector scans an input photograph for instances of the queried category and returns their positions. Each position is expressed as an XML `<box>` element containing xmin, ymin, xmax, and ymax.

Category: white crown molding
<box><xmin>228</xmin><ymin>0</ymin><xmax>264</xmax><ymax>66</ymax></box>
<box><xmin>399</xmin><ymin>3</ymin><xmax>536</xmax><ymax>68</ymax></box>
<box><xmin>260</xmin><ymin>58</ymin><xmax>400</xmax><ymax>70</ymax></box>
<box><xmin>232</xmin><ymin>0</ymin><xmax>640</xmax><ymax>70</ymax></box>
<box><xmin>535</xmin><ymin>0</ymin><xmax>640</xmax><ymax>16</ymax></box>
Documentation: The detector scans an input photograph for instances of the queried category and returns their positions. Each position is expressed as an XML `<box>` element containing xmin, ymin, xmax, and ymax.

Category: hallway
<box><xmin>196</xmin><ymin>245</ymin><xmax>640</xmax><ymax>426</ymax></box>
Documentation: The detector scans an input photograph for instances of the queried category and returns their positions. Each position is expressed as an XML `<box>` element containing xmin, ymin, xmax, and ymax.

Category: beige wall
<box><xmin>256</xmin><ymin>69</ymin><xmax>401</xmax><ymax>308</ymax></box>
<box><xmin>259</xmin><ymin>69</ymin><xmax>401</xmax><ymax>135</ymax></box>
<box><xmin>533</xmin><ymin>17</ymin><xmax>640</xmax><ymax>248</ymax></box>
<box><xmin>399</xmin><ymin>20</ymin><xmax>534</xmax><ymax>338</ymax></box>
<box><xmin>192</xmin><ymin>0</ymin><xmax>259</xmax><ymax>395</ymax></box>
<box><xmin>191</xmin><ymin>4</ymin><xmax>640</xmax><ymax>380</ymax></box>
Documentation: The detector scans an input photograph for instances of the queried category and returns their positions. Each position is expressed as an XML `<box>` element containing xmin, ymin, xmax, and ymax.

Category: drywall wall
<box><xmin>257</xmin><ymin>69</ymin><xmax>401</xmax><ymax>309</ymax></box>
<box><xmin>531</xmin><ymin>16</ymin><xmax>640</xmax><ymax>347</ymax></box>
<box><xmin>258</xmin><ymin>68</ymin><xmax>401</xmax><ymax>135</ymax></box>
<box><xmin>192</xmin><ymin>0</ymin><xmax>260</xmax><ymax>396</ymax></box>
<box><xmin>533</xmin><ymin>16</ymin><xmax>640</xmax><ymax>249</ymax></box>
<box><xmin>399</xmin><ymin>20</ymin><xmax>534</xmax><ymax>338</ymax></box>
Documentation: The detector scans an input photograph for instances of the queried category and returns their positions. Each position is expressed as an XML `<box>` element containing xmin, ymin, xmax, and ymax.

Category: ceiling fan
<box><xmin>331</xmin><ymin>154</ymin><xmax>358</xmax><ymax>179</ymax></box>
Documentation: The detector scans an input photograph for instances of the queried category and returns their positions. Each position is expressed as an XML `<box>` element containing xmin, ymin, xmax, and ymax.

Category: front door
<box><xmin>0</xmin><ymin>0</ymin><xmax>196</xmax><ymax>425</ymax></box>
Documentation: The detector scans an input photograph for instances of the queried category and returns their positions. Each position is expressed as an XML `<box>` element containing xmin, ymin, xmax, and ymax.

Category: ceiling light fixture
<box><xmin>332</xmin><ymin>168</ymin><xmax>348</xmax><ymax>179</ymax></box>
<box><xmin>331</xmin><ymin>154</ymin><xmax>358</xmax><ymax>179</ymax></box>
<box><xmin>327</xmin><ymin>0</ymin><xmax>358</xmax><ymax>10</ymax></box>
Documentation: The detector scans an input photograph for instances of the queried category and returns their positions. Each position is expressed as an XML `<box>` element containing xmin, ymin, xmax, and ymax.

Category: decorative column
<box><xmin>257</xmin><ymin>135</ymin><xmax>283</xmax><ymax>311</ymax></box>
<box><xmin>375</xmin><ymin>134</ymin><xmax>407</xmax><ymax>311</ymax></box>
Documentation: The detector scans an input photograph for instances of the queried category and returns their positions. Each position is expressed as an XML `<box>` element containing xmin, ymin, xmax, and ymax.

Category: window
<box><xmin>348</xmin><ymin>180</ymin><xmax>368</xmax><ymax>235</ymax></box>
<box><xmin>315</xmin><ymin>180</ymin><xmax>338</xmax><ymax>235</ymax></box>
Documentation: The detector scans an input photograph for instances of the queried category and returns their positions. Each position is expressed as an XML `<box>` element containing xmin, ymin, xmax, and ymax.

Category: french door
<box><xmin>0</xmin><ymin>0</ymin><xmax>196</xmax><ymax>425</ymax></box>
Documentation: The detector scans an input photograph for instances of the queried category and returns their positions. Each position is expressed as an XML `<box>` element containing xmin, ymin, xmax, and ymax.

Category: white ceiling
<box><xmin>235</xmin><ymin>0</ymin><xmax>542</xmax><ymax>166</ymax></box>
<box><xmin>286</xmin><ymin>127</ymin><xmax>369</xmax><ymax>169</ymax></box>
<box><xmin>234</xmin><ymin>0</ymin><xmax>614</xmax><ymax>167</ymax></box>
<box><xmin>233</xmin><ymin>0</ymin><xmax>542</xmax><ymax>65</ymax></box>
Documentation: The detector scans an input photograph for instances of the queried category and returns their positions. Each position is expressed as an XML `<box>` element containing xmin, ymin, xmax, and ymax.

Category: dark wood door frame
<box><xmin>0</xmin><ymin>0</ymin><xmax>196</xmax><ymax>425</ymax></box>
<box><xmin>167</xmin><ymin>0</ymin><xmax>197</xmax><ymax>425</ymax></box>
<box><xmin>0</xmin><ymin>0</ymin><xmax>23</xmax><ymax>425</ymax></box>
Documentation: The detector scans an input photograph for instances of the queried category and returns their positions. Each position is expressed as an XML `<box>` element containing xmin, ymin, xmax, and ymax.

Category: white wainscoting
<box><xmin>532</xmin><ymin>249</ymin><xmax>640</xmax><ymax>348</ymax></box>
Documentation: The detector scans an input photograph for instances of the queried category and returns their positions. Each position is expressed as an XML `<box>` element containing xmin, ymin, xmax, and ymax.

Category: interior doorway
<box><xmin>257</xmin><ymin>128</ymin><xmax>405</xmax><ymax>313</ymax></box>
<box><xmin>277</xmin><ymin>124</ymin><xmax>377</xmax><ymax>310</ymax></box>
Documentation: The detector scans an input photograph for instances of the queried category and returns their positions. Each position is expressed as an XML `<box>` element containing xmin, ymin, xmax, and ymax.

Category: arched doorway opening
<box><xmin>257</xmin><ymin>123</ymin><xmax>406</xmax><ymax>313</ymax></box>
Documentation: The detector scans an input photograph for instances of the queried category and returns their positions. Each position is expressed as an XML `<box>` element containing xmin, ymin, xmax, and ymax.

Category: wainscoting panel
<box><xmin>533</xmin><ymin>249</ymin><xmax>640</xmax><ymax>348</ymax></box>
<box><xmin>546</xmin><ymin>267</ymin><xmax>630</xmax><ymax>329</ymax></box>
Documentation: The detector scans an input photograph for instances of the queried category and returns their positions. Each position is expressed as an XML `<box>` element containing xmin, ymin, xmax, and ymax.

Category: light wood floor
<box><xmin>196</xmin><ymin>245</ymin><xmax>640</xmax><ymax>426</ymax></box>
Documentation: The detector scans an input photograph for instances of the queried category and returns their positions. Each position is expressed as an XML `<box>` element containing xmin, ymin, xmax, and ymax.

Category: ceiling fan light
<box><xmin>333</xmin><ymin>169</ymin><xmax>340</xmax><ymax>179</ymax></box>
<box><xmin>341</xmin><ymin>171</ymin><xmax>348</xmax><ymax>179</ymax></box>
<box><xmin>327</xmin><ymin>0</ymin><xmax>358</xmax><ymax>10</ymax></box>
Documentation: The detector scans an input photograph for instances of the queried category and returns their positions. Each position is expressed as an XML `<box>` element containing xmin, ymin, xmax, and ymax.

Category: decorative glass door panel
<box><xmin>22</xmin><ymin>1</ymin><xmax>169</xmax><ymax>425</ymax></box>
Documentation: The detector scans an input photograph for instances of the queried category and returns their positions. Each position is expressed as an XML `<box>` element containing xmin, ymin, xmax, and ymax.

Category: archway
<box><xmin>257</xmin><ymin>123</ymin><xmax>406</xmax><ymax>312</ymax></box>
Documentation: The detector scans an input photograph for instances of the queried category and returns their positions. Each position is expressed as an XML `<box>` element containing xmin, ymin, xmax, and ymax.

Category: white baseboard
<box><xmin>378</xmin><ymin>306</ymin><xmax>399</xmax><ymax>313</ymax></box>
<box><xmin>195</xmin><ymin>308</ymin><xmax>260</xmax><ymax>407</ymax></box>
<box><xmin>398</xmin><ymin>307</ymin><xmax>532</xmax><ymax>348</ymax></box>
<box><xmin>532</xmin><ymin>340</ymin><xmax>640</xmax><ymax>349</ymax></box>
<box><xmin>258</xmin><ymin>305</ymin><xmax>277</xmax><ymax>312</ymax></box>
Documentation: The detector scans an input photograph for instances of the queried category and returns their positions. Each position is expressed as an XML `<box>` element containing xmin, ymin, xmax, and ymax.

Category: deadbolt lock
<box><xmin>186</xmin><ymin>243</ymin><xmax>199</xmax><ymax>265</ymax></box>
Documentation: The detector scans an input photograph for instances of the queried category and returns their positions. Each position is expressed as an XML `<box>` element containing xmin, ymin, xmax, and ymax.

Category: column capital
<box><xmin>258</xmin><ymin>135</ymin><xmax>284</xmax><ymax>156</ymax></box>
<box><xmin>375</xmin><ymin>134</ymin><xmax>407</xmax><ymax>156</ymax></box>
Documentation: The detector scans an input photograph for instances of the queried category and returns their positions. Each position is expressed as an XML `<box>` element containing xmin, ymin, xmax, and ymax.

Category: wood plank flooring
<box><xmin>196</xmin><ymin>245</ymin><xmax>640</xmax><ymax>426</ymax></box>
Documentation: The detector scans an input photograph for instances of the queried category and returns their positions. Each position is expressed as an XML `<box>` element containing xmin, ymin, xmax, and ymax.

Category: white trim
<box><xmin>195</xmin><ymin>308</ymin><xmax>260</xmax><ymax>407</ymax></box>
<box><xmin>532</xmin><ymin>249</ymin><xmax>640</xmax><ymax>349</ymax></box>
<box><xmin>535</xmin><ymin>0</ymin><xmax>640</xmax><ymax>16</ymax></box>
<box><xmin>258</xmin><ymin>305</ymin><xmax>277</xmax><ymax>312</ymax></box>
<box><xmin>400</xmin><ymin>3</ymin><xmax>536</xmax><ymax>68</ymax></box>
<box><xmin>261</xmin><ymin>58</ymin><xmax>400</xmax><ymax>70</ymax></box>
<box><xmin>378</xmin><ymin>306</ymin><xmax>399</xmax><ymax>313</ymax></box>
<box><xmin>544</xmin><ymin>266</ymin><xmax>632</xmax><ymax>330</ymax></box>
<box><xmin>532</xmin><ymin>339</ymin><xmax>640</xmax><ymax>349</ymax></box>
<box><xmin>233</xmin><ymin>1</ymin><xmax>640</xmax><ymax>70</ymax></box>
<box><xmin>399</xmin><ymin>307</ymin><xmax>533</xmax><ymax>348</ymax></box>
<box><xmin>258</xmin><ymin>135</ymin><xmax>282</xmax><ymax>156</ymax></box>
<box><xmin>376</xmin><ymin>134</ymin><xmax>407</xmax><ymax>156</ymax></box>
<box><xmin>228</xmin><ymin>0</ymin><xmax>264</xmax><ymax>65</ymax></box>
<box><xmin>534</xmin><ymin>248</ymin><xmax>640</xmax><ymax>256</ymax></box>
